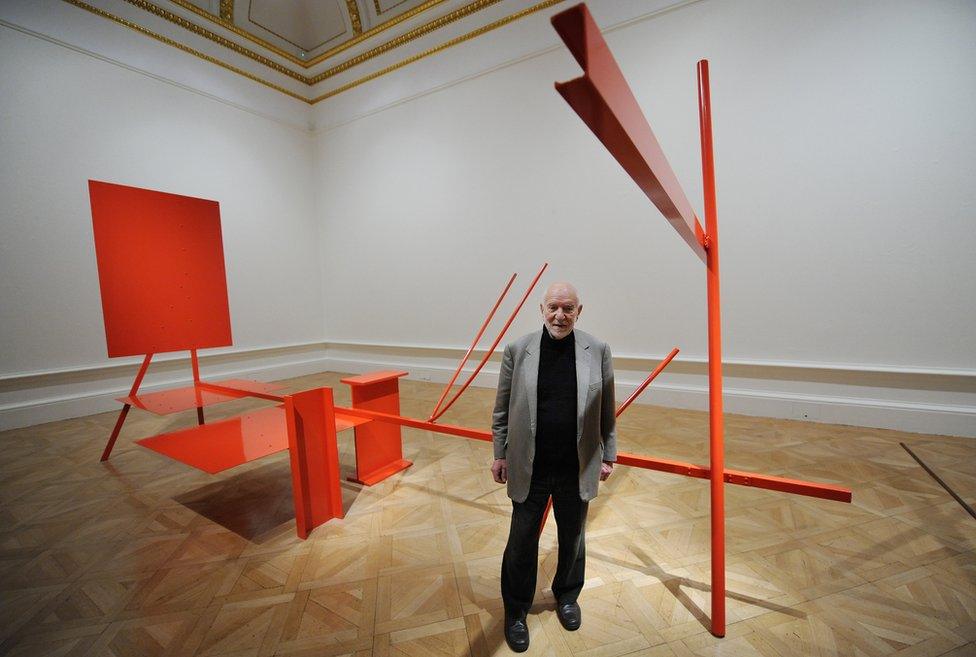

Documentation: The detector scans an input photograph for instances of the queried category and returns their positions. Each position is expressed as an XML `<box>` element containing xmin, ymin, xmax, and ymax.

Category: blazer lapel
<box><xmin>575</xmin><ymin>334</ymin><xmax>591</xmax><ymax>440</ymax></box>
<box><xmin>522</xmin><ymin>330</ymin><xmax>542</xmax><ymax>435</ymax></box>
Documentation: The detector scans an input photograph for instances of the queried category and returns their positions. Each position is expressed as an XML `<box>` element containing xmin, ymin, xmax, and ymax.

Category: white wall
<box><xmin>1</xmin><ymin>0</ymin><xmax>974</xmax><ymax>437</ymax></box>
<box><xmin>0</xmin><ymin>21</ymin><xmax>326</xmax><ymax>427</ymax></box>
<box><xmin>311</xmin><ymin>0</ymin><xmax>976</xmax><ymax>436</ymax></box>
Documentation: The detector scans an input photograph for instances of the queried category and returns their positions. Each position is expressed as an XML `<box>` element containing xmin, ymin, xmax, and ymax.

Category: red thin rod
<box><xmin>430</xmin><ymin>262</ymin><xmax>549</xmax><ymax>422</ymax></box>
<box><xmin>196</xmin><ymin>381</ymin><xmax>285</xmax><ymax>403</ymax></box>
<box><xmin>332</xmin><ymin>406</ymin><xmax>852</xmax><ymax>502</ymax></box>
<box><xmin>100</xmin><ymin>353</ymin><xmax>154</xmax><ymax>462</ymax></box>
<box><xmin>336</xmin><ymin>406</ymin><xmax>493</xmax><ymax>442</ymax></box>
<box><xmin>615</xmin><ymin>347</ymin><xmax>679</xmax><ymax>418</ymax></box>
<box><xmin>190</xmin><ymin>349</ymin><xmax>205</xmax><ymax>425</ymax></box>
<box><xmin>429</xmin><ymin>273</ymin><xmax>518</xmax><ymax>421</ymax></box>
<box><xmin>698</xmin><ymin>58</ymin><xmax>726</xmax><ymax>638</ymax></box>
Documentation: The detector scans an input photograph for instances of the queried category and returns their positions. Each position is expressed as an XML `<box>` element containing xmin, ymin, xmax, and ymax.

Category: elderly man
<box><xmin>490</xmin><ymin>282</ymin><xmax>616</xmax><ymax>652</ymax></box>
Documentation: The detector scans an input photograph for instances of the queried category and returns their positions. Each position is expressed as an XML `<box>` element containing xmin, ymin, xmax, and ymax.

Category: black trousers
<box><xmin>501</xmin><ymin>468</ymin><xmax>589</xmax><ymax>616</ymax></box>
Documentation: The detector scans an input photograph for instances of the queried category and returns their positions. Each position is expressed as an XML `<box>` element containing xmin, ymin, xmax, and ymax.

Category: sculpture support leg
<box><xmin>698</xmin><ymin>59</ymin><xmax>725</xmax><ymax>637</ymax></box>
<box><xmin>285</xmin><ymin>387</ymin><xmax>344</xmax><ymax>539</ymax></box>
<box><xmin>341</xmin><ymin>371</ymin><xmax>412</xmax><ymax>485</ymax></box>
<box><xmin>101</xmin><ymin>353</ymin><xmax>154</xmax><ymax>461</ymax></box>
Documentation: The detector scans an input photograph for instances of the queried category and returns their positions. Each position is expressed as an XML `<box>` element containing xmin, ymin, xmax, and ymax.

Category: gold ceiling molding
<box><xmin>60</xmin><ymin>0</ymin><xmax>308</xmax><ymax>101</ymax></box>
<box><xmin>308</xmin><ymin>0</ymin><xmax>508</xmax><ymax>84</ymax></box>
<box><xmin>218</xmin><ymin>0</ymin><xmax>232</xmax><ymax>21</ymax></box>
<box><xmin>310</xmin><ymin>0</ymin><xmax>565</xmax><ymax>102</ymax></box>
<box><xmin>58</xmin><ymin>0</ymin><xmax>566</xmax><ymax>105</ymax></box>
<box><xmin>170</xmin><ymin>0</ymin><xmax>450</xmax><ymax>68</ymax></box>
<box><xmin>122</xmin><ymin>0</ymin><xmax>308</xmax><ymax>82</ymax></box>
<box><xmin>346</xmin><ymin>0</ymin><xmax>364</xmax><ymax>34</ymax></box>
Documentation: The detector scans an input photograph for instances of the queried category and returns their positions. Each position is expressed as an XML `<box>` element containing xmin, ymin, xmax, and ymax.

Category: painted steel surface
<box><xmin>430</xmin><ymin>263</ymin><xmax>548</xmax><ymax>423</ymax></box>
<box><xmin>88</xmin><ymin>180</ymin><xmax>232</xmax><ymax>357</ymax></box>
<box><xmin>119</xmin><ymin>378</ymin><xmax>283</xmax><ymax>414</ymax></box>
<box><xmin>551</xmin><ymin>5</ymin><xmax>706</xmax><ymax>263</ymax></box>
<box><xmin>341</xmin><ymin>371</ymin><xmax>412</xmax><ymax>485</ymax></box>
<box><xmin>136</xmin><ymin>405</ymin><xmax>288</xmax><ymax>474</ymax></box>
<box><xmin>429</xmin><ymin>272</ymin><xmax>518</xmax><ymax>421</ymax></box>
<box><xmin>549</xmin><ymin>3</ymin><xmax>852</xmax><ymax>637</ymax></box>
<box><xmin>285</xmin><ymin>388</ymin><xmax>345</xmax><ymax>539</ymax></box>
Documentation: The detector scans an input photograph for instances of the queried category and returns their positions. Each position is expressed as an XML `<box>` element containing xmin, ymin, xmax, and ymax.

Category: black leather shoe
<box><xmin>504</xmin><ymin>612</ymin><xmax>529</xmax><ymax>652</ymax></box>
<box><xmin>556</xmin><ymin>601</ymin><xmax>581</xmax><ymax>631</ymax></box>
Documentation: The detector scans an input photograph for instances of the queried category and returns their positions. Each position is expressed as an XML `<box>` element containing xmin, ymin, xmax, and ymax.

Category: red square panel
<box><xmin>88</xmin><ymin>180</ymin><xmax>232</xmax><ymax>357</ymax></box>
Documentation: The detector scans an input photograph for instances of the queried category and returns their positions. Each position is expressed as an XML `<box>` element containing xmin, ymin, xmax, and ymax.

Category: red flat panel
<box><xmin>136</xmin><ymin>406</ymin><xmax>287</xmax><ymax>474</ymax></box>
<box><xmin>119</xmin><ymin>379</ymin><xmax>283</xmax><ymax>415</ymax></box>
<box><xmin>88</xmin><ymin>180</ymin><xmax>232</xmax><ymax>357</ymax></box>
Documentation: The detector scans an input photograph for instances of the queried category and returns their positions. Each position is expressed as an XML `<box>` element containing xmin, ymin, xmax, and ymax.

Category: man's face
<box><xmin>541</xmin><ymin>285</ymin><xmax>582</xmax><ymax>340</ymax></box>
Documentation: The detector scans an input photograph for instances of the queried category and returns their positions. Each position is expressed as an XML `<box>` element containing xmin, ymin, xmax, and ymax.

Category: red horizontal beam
<box><xmin>615</xmin><ymin>451</ymin><xmax>851</xmax><ymax>503</ymax></box>
<box><xmin>335</xmin><ymin>406</ymin><xmax>493</xmax><ymax>442</ymax></box>
<box><xmin>197</xmin><ymin>381</ymin><xmax>285</xmax><ymax>404</ymax></box>
<box><xmin>335</xmin><ymin>406</ymin><xmax>851</xmax><ymax>503</ymax></box>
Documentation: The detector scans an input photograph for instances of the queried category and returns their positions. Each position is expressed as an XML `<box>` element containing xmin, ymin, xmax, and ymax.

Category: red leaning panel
<box><xmin>88</xmin><ymin>180</ymin><xmax>232</xmax><ymax>357</ymax></box>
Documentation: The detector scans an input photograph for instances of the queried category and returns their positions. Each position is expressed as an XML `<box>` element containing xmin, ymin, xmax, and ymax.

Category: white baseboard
<box><xmin>0</xmin><ymin>344</ymin><xmax>331</xmax><ymax>431</ymax></box>
<box><xmin>2</xmin><ymin>341</ymin><xmax>974</xmax><ymax>438</ymax></box>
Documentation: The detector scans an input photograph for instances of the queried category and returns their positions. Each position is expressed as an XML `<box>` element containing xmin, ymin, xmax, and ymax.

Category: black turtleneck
<box><xmin>534</xmin><ymin>327</ymin><xmax>578</xmax><ymax>476</ymax></box>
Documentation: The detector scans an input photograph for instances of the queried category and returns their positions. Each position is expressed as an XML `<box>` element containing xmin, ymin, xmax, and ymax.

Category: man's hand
<box><xmin>491</xmin><ymin>458</ymin><xmax>508</xmax><ymax>484</ymax></box>
<box><xmin>599</xmin><ymin>461</ymin><xmax>614</xmax><ymax>482</ymax></box>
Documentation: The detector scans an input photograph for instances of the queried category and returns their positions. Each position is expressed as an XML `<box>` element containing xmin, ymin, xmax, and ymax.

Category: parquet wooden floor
<box><xmin>1</xmin><ymin>372</ymin><xmax>973</xmax><ymax>656</ymax></box>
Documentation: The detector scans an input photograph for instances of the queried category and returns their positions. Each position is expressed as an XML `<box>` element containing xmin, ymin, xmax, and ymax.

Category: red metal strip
<box><xmin>196</xmin><ymin>380</ymin><xmax>285</xmax><ymax>403</ymax></box>
<box><xmin>615</xmin><ymin>347</ymin><xmax>679</xmax><ymax>417</ymax></box>
<box><xmin>429</xmin><ymin>273</ymin><xmax>518</xmax><ymax>421</ymax></box>
<box><xmin>429</xmin><ymin>263</ymin><xmax>549</xmax><ymax>422</ymax></box>
<box><xmin>698</xmin><ymin>58</ymin><xmax>726</xmax><ymax>637</ymax></box>
<box><xmin>551</xmin><ymin>4</ymin><xmax>707</xmax><ymax>263</ymax></box>
<box><xmin>332</xmin><ymin>407</ymin><xmax>852</xmax><ymax>502</ymax></box>
<box><xmin>335</xmin><ymin>406</ymin><xmax>493</xmax><ymax>442</ymax></box>
<box><xmin>100</xmin><ymin>353</ymin><xmax>154</xmax><ymax>461</ymax></box>
<box><xmin>615</xmin><ymin>451</ymin><xmax>851</xmax><ymax>503</ymax></box>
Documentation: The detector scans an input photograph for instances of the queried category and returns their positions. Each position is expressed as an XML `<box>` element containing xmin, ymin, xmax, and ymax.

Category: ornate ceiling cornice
<box><xmin>59</xmin><ymin>0</ymin><xmax>567</xmax><ymax>104</ymax></box>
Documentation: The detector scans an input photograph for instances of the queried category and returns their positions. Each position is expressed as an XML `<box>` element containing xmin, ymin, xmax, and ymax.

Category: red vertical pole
<box><xmin>100</xmin><ymin>353</ymin><xmax>154</xmax><ymax>461</ymax></box>
<box><xmin>190</xmin><ymin>349</ymin><xmax>205</xmax><ymax>425</ymax></box>
<box><xmin>698</xmin><ymin>59</ymin><xmax>725</xmax><ymax>637</ymax></box>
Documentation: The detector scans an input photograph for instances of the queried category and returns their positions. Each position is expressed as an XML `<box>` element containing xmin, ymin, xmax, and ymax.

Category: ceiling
<box><xmin>58</xmin><ymin>0</ymin><xmax>570</xmax><ymax>104</ymax></box>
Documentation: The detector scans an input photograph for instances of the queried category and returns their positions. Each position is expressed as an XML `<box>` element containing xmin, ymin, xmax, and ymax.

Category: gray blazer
<box><xmin>492</xmin><ymin>329</ymin><xmax>616</xmax><ymax>502</ymax></box>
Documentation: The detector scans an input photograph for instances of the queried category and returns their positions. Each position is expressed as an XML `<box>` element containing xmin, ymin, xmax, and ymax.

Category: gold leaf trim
<box><xmin>170</xmin><ymin>0</ymin><xmax>450</xmax><ymax>68</ymax></box>
<box><xmin>218</xmin><ymin>0</ymin><xmax>232</xmax><ymax>22</ymax></box>
<box><xmin>59</xmin><ymin>0</ymin><xmax>308</xmax><ymax>101</ymax></box>
<box><xmin>310</xmin><ymin>0</ymin><xmax>565</xmax><ymax>102</ymax></box>
<box><xmin>120</xmin><ymin>0</ymin><xmax>307</xmax><ymax>82</ymax></box>
<box><xmin>58</xmin><ymin>0</ymin><xmax>566</xmax><ymax>104</ymax></box>
<box><xmin>346</xmin><ymin>0</ymin><xmax>363</xmax><ymax>34</ymax></box>
<box><xmin>309</xmin><ymin>0</ymin><xmax>507</xmax><ymax>84</ymax></box>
